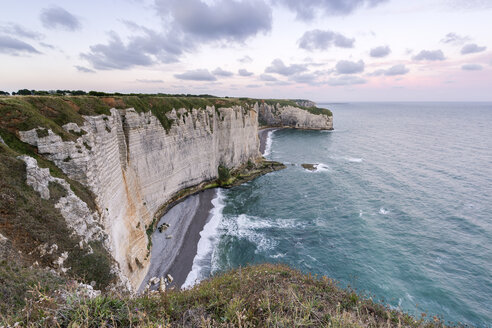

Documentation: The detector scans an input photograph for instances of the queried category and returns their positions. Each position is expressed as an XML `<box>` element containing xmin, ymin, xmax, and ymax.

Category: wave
<box><xmin>379</xmin><ymin>207</ymin><xmax>389</xmax><ymax>215</ymax></box>
<box><xmin>221</xmin><ymin>214</ymin><xmax>279</xmax><ymax>253</ymax></box>
<box><xmin>303</xmin><ymin>163</ymin><xmax>330</xmax><ymax>172</ymax></box>
<box><xmin>346</xmin><ymin>157</ymin><xmax>363</xmax><ymax>163</ymax></box>
<box><xmin>263</xmin><ymin>129</ymin><xmax>276</xmax><ymax>157</ymax></box>
<box><xmin>182</xmin><ymin>189</ymin><xmax>225</xmax><ymax>289</ymax></box>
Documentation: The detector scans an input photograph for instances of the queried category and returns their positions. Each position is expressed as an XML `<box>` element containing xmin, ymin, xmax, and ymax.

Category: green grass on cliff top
<box><xmin>0</xmin><ymin>94</ymin><xmax>332</xmax><ymax>141</ymax></box>
<box><xmin>1</xmin><ymin>263</ymin><xmax>450</xmax><ymax>327</ymax></box>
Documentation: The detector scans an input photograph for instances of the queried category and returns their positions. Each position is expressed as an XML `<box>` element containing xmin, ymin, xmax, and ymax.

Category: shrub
<box><xmin>218</xmin><ymin>165</ymin><xmax>231</xmax><ymax>185</ymax></box>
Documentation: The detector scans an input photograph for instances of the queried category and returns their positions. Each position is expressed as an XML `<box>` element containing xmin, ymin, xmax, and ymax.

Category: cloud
<box><xmin>327</xmin><ymin>75</ymin><xmax>367</xmax><ymax>86</ymax></box>
<box><xmin>238</xmin><ymin>69</ymin><xmax>254</xmax><ymax>76</ymax></box>
<box><xmin>461</xmin><ymin>43</ymin><xmax>487</xmax><ymax>54</ymax></box>
<box><xmin>238</xmin><ymin>55</ymin><xmax>253</xmax><ymax>63</ymax></box>
<box><xmin>0</xmin><ymin>35</ymin><xmax>41</xmax><ymax>55</ymax></box>
<box><xmin>265</xmin><ymin>80</ymin><xmax>292</xmax><ymax>86</ymax></box>
<box><xmin>0</xmin><ymin>23</ymin><xmax>43</xmax><ymax>40</ymax></box>
<box><xmin>81</xmin><ymin>33</ymin><xmax>155</xmax><ymax>70</ymax></box>
<box><xmin>289</xmin><ymin>73</ymin><xmax>319</xmax><ymax>84</ymax></box>
<box><xmin>412</xmin><ymin>49</ymin><xmax>445</xmax><ymax>61</ymax></box>
<box><xmin>174</xmin><ymin>69</ymin><xmax>217</xmax><ymax>81</ymax></box>
<box><xmin>40</xmin><ymin>6</ymin><xmax>81</xmax><ymax>31</ymax></box>
<box><xmin>212</xmin><ymin>67</ymin><xmax>234</xmax><ymax>77</ymax></box>
<box><xmin>136</xmin><ymin>79</ymin><xmax>164</xmax><ymax>83</ymax></box>
<box><xmin>298</xmin><ymin>29</ymin><xmax>354</xmax><ymax>51</ymax></box>
<box><xmin>246</xmin><ymin>84</ymin><xmax>261</xmax><ymax>88</ymax></box>
<box><xmin>259</xmin><ymin>74</ymin><xmax>278</xmax><ymax>81</ymax></box>
<box><xmin>265</xmin><ymin>59</ymin><xmax>308</xmax><ymax>76</ymax></box>
<box><xmin>74</xmin><ymin>65</ymin><xmax>95</xmax><ymax>73</ymax></box>
<box><xmin>440</xmin><ymin>32</ymin><xmax>471</xmax><ymax>45</ymax></box>
<box><xmin>370</xmin><ymin>45</ymin><xmax>391</xmax><ymax>58</ymax></box>
<box><xmin>81</xmin><ymin>26</ymin><xmax>192</xmax><ymax>70</ymax></box>
<box><xmin>39</xmin><ymin>42</ymin><xmax>56</xmax><ymax>50</ymax></box>
<box><xmin>370</xmin><ymin>64</ymin><xmax>409</xmax><ymax>76</ymax></box>
<box><xmin>83</xmin><ymin>1</ymin><xmax>271</xmax><ymax>70</ymax></box>
<box><xmin>274</xmin><ymin>0</ymin><xmax>388</xmax><ymax>21</ymax></box>
<box><xmin>335</xmin><ymin>60</ymin><xmax>364</xmax><ymax>74</ymax></box>
<box><xmin>461</xmin><ymin>64</ymin><xmax>483</xmax><ymax>71</ymax></box>
<box><xmin>155</xmin><ymin>0</ymin><xmax>272</xmax><ymax>42</ymax></box>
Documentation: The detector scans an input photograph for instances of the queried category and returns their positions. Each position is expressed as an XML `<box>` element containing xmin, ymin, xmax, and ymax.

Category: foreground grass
<box><xmin>1</xmin><ymin>263</ymin><xmax>449</xmax><ymax>327</ymax></box>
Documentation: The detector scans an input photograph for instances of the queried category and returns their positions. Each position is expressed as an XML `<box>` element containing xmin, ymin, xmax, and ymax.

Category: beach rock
<box><xmin>167</xmin><ymin>274</ymin><xmax>174</xmax><ymax>283</ymax></box>
<box><xmin>159</xmin><ymin>277</ymin><xmax>166</xmax><ymax>293</ymax></box>
<box><xmin>158</xmin><ymin>222</ymin><xmax>170</xmax><ymax>233</ymax></box>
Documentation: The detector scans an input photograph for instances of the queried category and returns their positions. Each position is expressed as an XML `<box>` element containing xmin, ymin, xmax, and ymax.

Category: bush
<box><xmin>218</xmin><ymin>165</ymin><xmax>231</xmax><ymax>185</ymax></box>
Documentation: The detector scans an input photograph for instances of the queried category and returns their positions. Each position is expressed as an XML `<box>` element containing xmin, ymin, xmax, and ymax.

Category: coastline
<box><xmin>140</xmin><ymin>128</ymin><xmax>276</xmax><ymax>291</ymax></box>
<box><xmin>258</xmin><ymin>127</ymin><xmax>277</xmax><ymax>155</ymax></box>
<box><xmin>138</xmin><ymin>189</ymin><xmax>216</xmax><ymax>291</ymax></box>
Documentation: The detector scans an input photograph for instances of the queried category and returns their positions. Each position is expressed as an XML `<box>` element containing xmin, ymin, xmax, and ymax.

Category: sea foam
<box><xmin>263</xmin><ymin>129</ymin><xmax>276</xmax><ymax>157</ymax></box>
<box><xmin>182</xmin><ymin>189</ymin><xmax>225</xmax><ymax>289</ymax></box>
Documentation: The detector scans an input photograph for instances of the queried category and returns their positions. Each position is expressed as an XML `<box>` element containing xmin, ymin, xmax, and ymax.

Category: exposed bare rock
<box><xmin>17</xmin><ymin>155</ymin><xmax>105</xmax><ymax>245</ymax></box>
<box><xmin>257</xmin><ymin>103</ymin><xmax>333</xmax><ymax>130</ymax></box>
<box><xmin>295</xmin><ymin>100</ymin><xmax>316</xmax><ymax>107</ymax></box>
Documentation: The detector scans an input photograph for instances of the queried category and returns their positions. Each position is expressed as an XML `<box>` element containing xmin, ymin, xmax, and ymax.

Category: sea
<box><xmin>184</xmin><ymin>102</ymin><xmax>492</xmax><ymax>327</ymax></box>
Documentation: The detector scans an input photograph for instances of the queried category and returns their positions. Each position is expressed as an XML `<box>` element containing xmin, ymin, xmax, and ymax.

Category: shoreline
<box><xmin>138</xmin><ymin>189</ymin><xmax>216</xmax><ymax>291</ymax></box>
<box><xmin>140</xmin><ymin>128</ymin><xmax>276</xmax><ymax>291</ymax></box>
<box><xmin>258</xmin><ymin>127</ymin><xmax>277</xmax><ymax>155</ymax></box>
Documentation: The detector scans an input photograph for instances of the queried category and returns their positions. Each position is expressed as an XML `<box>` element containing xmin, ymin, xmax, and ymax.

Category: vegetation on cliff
<box><xmin>0</xmin><ymin>94</ymin><xmax>331</xmax><ymax>140</ymax></box>
<box><xmin>0</xmin><ymin>263</ymin><xmax>449</xmax><ymax>327</ymax></box>
<box><xmin>0</xmin><ymin>143</ymin><xmax>115</xmax><ymax>290</ymax></box>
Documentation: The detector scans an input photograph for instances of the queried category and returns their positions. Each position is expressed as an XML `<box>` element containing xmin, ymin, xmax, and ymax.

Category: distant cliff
<box><xmin>258</xmin><ymin>101</ymin><xmax>333</xmax><ymax>130</ymax></box>
<box><xmin>0</xmin><ymin>95</ymin><xmax>332</xmax><ymax>291</ymax></box>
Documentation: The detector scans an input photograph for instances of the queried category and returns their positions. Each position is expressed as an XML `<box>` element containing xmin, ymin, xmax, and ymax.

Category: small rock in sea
<box><xmin>301</xmin><ymin>163</ymin><xmax>317</xmax><ymax>171</ymax></box>
<box><xmin>166</xmin><ymin>235</ymin><xmax>173</xmax><ymax>239</ymax></box>
<box><xmin>167</xmin><ymin>274</ymin><xmax>174</xmax><ymax>283</ymax></box>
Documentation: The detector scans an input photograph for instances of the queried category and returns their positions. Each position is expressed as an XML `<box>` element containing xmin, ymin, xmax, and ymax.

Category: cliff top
<box><xmin>0</xmin><ymin>94</ymin><xmax>331</xmax><ymax>140</ymax></box>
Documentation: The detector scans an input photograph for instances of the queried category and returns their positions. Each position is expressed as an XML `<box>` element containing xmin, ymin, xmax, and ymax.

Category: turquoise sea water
<box><xmin>188</xmin><ymin>102</ymin><xmax>492</xmax><ymax>326</ymax></box>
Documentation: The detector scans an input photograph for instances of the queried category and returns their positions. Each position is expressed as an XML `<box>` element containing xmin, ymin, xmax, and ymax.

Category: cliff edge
<box><xmin>0</xmin><ymin>95</ymin><xmax>332</xmax><ymax>291</ymax></box>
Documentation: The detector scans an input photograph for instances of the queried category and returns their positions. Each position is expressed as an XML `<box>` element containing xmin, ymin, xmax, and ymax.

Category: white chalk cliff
<box><xmin>257</xmin><ymin>103</ymin><xmax>333</xmax><ymax>130</ymax></box>
<box><xmin>19</xmin><ymin>105</ymin><xmax>259</xmax><ymax>290</ymax></box>
<box><xmin>18</xmin><ymin>102</ymin><xmax>332</xmax><ymax>290</ymax></box>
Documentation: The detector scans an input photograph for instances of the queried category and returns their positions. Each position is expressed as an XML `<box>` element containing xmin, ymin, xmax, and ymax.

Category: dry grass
<box><xmin>1</xmin><ymin>264</ymin><xmax>451</xmax><ymax>327</ymax></box>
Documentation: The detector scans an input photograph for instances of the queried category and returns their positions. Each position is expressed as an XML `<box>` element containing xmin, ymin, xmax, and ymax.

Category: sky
<box><xmin>1</xmin><ymin>0</ymin><xmax>491</xmax><ymax>102</ymax></box>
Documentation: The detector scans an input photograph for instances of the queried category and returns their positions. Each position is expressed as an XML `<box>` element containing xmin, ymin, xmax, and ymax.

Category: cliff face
<box><xmin>18</xmin><ymin>105</ymin><xmax>260</xmax><ymax>289</ymax></box>
<box><xmin>257</xmin><ymin>103</ymin><xmax>333</xmax><ymax>130</ymax></box>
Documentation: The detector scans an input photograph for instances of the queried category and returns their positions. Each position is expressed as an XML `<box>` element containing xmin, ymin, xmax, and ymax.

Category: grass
<box><xmin>0</xmin><ymin>143</ymin><xmax>115</xmax><ymax>290</ymax></box>
<box><xmin>0</xmin><ymin>95</ymin><xmax>331</xmax><ymax>137</ymax></box>
<box><xmin>0</xmin><ymin>263</ymin><xmax>450</xmax><ymax>327</ymax></box>
<box><xmin>0</xmin><ymin>260</ymin><xmax>67</xmax><ymax>319</ymax></box>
